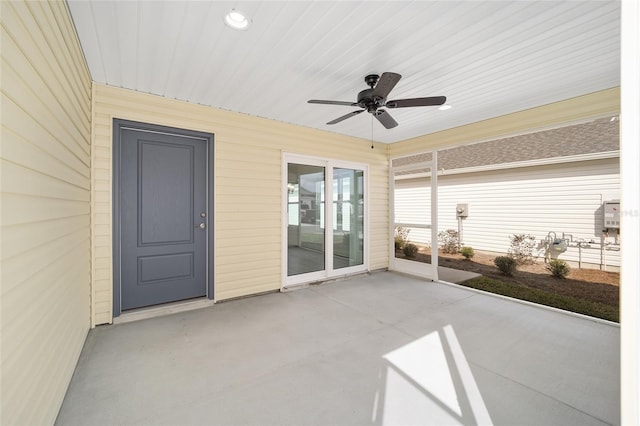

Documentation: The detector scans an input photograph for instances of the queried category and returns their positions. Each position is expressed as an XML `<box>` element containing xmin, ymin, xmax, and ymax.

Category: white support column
<box><xmin>431</xmin><ymin>151</ymin><xmax>439</xmax><ymax>281</ymax></box>
<box><xmin>389</xmin><ymin>158</ymin><xmax>396</xmax><ymax>269</ymax></box>
<box><xmin>620</xmin><ymin>0</ymin><xmax>640</xmax><ymax>423</ymax></box>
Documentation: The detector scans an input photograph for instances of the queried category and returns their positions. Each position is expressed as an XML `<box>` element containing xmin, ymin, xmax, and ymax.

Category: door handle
<box><xmin>195</xmin><ymin>223</ymin><xmax>206</xmax><ymax>229</ymax></box>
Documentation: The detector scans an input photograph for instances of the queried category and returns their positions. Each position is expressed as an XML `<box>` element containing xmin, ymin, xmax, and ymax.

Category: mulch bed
<box><xmin>396</xmin><ymin>248</ymin><xmax>619</xmax><ymax>308</ymax></box>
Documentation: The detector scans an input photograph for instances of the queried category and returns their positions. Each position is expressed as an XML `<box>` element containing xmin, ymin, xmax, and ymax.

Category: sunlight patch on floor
<box><xmin>378</xmin><ymin>325</ymin><xmax>493</xmax><ymax>425</ymax></box>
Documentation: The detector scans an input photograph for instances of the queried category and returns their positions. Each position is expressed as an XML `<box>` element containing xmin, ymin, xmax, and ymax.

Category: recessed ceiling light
<box><xmin>438</xmin><ymin>104</ymin><xmax>452</xmax><ymax>111</ymax></box>
<box><xmin>224</xmin><ymin>9</ymin><xmax>250</xmax><ymax>30</ymax></box>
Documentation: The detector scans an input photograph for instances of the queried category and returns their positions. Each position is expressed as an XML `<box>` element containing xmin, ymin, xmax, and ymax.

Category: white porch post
<box><xmin>431</xmin><ymin>151</ymin><xmax>439</xmax><ymax>281</ymax></box>
<box><xmin>620</xmin><ymin>0</ymin><xmax>640</xmax><ymax>422</ymax></box>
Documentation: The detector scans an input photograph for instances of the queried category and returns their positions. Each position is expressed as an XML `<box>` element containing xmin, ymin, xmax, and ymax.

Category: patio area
<box><xmin>56</xmin><ymin>272</ymin><xmax>619</xmax><ymax>425</ymax></box>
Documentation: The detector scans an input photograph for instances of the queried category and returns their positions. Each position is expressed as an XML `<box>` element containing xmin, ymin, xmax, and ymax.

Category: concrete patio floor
<box><xmin>56</xmin><ymin>272</ymin><xmax>619</xmax><ymax>425</ymax></box>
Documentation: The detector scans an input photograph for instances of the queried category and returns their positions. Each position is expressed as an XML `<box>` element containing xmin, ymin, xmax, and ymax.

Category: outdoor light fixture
<box><xmin>224</xmin><ymin>9</ymin><xmax>250</xmax><ymax>30</ymax></box>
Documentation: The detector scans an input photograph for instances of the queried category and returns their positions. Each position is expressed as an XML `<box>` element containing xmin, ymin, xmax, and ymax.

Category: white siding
<box><xmin>395</xmin><ymin>158</ymin><xmax>620</xmax><ymax>268</ymax></box>
<box><xmin>394</xmin><ymin>176</ymin><xmax>432</xmax><ymax>243</ymax></box>
<box><xmin>91</xmin><ymin>84</ymin><xmax>389</xmax><ymax>325</ymax></box>
<box><xmin>1</xmin><ymin>1</ymin><xmax>92</xmax><ymax>424</ymax></box>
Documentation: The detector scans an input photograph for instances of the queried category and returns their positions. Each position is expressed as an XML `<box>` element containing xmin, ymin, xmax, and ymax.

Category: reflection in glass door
<box><xmin>285</xmin><ymin>156</ymin><xmax>367</xmax><ymax>286</ymax></box>
<box><xmin>287</xmin><ymin>163</ymin><xmax>325</xmax><ymax>276</ymax></box>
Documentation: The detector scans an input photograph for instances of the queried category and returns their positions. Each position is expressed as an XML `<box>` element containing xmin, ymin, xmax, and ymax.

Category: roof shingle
<box><xmin>393</xmin><ymin>117</ymin><xmax>619</xmax><ymax>171</ymax></box>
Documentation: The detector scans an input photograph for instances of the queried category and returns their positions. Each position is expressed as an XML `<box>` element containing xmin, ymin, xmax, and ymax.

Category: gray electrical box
<box><xmin>456</xmin><ymin>203</ymin><xmax>468</xmax><ymax>218</ymax></box>
<box><xmin>603</xmin><ymin>200</ymin><xmax>620</xmax><ymax>229</ymax></box>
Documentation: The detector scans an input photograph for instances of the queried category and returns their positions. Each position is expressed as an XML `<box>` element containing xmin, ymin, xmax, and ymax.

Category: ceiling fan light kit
<box><xmin>308</xmin><ymin>72</ymin><xmax>446</xmax><ymax>129</ymax></box>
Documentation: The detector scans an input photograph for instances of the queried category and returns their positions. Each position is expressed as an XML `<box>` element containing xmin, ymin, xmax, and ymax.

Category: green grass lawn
<box><xmin>461</xmin><ymin>276</ymin><xmax>619</xmax><ymax>323</ymax></box>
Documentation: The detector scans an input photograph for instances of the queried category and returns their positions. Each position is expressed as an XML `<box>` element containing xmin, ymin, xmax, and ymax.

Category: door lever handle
<box><xmin>195</xmin><ymin>223</ymin><xmax>206</xmax><ymax>229</ymax></box>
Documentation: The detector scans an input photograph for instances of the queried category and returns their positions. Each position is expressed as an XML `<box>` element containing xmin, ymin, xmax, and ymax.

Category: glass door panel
<box><xmin>333</xmin><ymin>168</ymin><xmax>364</xmax><ymax>269</ymax></box>
<box><xmin>287</xmin><ymin>163</ymin><xmax>325</xmax><ymax>276</ymax></box>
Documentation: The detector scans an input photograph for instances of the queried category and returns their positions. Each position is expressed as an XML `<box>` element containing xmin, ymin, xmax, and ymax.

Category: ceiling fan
<box><xmin>308</xmin><ymin>72</ymin><xmax>446</xmax><ymax>129</ymax></box>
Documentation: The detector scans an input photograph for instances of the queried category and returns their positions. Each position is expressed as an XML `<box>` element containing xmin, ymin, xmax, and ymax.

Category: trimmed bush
<box><xmin>394</xmin><ymin>226</ymin><xmax>410</xmax><ymax>250</ymax></box>
<box><xmin>508</xmin><ymin>233</ymin><xmax>537</xmax><ymax>265</ymax></box>
<box><xmin>438</xmin><ymin>229</ymin><xmax>460</xmax><ymax>254</ymax></box>
<box><xmin>460</xmin><ymin>246</ymin><xmax>475</xmax><ymax>260</ymax></box>
<box><xmin>494</xmin><ymin>256</ymin><xmax>517</xmax><ymax>276</ymax></box>
<box><xmin>403</xmin><ymin>243</ymin><xmax>419</xmax><ymax>258</ymax></box>
<box><xmin>547</xmin><ymin>259</ymin><xmax>571</xmax><ymax>278</ymax></box>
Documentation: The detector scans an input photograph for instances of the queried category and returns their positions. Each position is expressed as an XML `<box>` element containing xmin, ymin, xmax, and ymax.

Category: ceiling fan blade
<box><xmin>385</xmin><ymin>96</ymin><xmax>446</xmax><ymax>108</ymax></box>
<box><xmin>371</xmin><ymin>72</ymin><xmax>402</xmax><ymax>99</ymax></box>
<box><xmin>327</xmin><ymin>109</ymin><xmax>364</xmax><ymax>125</ymax></box>
<box><xmin>308</xmin><ymin>100</ymin><xmax>357</xmax><ymax>107</ymax></box>
<box><xmin>374</xmin><ymin>109</ymin><xmax>398</xmax><ymax>129</ymax></box>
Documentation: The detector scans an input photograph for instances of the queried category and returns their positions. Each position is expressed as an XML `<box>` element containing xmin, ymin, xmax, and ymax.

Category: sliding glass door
<box><xmin>287</xmin><ymin>163</ymin><xmax>325</xmax><ymax>276</ymax></box>
<box><xmin>284</xmin><ymin>155</ymin><xmax>367</xmax><ymax>287</ymax></box>
<box><xmin>333</xmin><ymin>168</ymin><xmax>364</xmax><ymax>270</ymax></box>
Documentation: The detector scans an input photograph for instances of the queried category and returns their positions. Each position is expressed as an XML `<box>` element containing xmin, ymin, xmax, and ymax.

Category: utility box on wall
<box><xmin>603</xmin><ymin>200</ymin><xmax>620</xmax><ymax>229</ymax></box>
<box><xmin>456</xmin><ymin>203</ymin><xmax>469</xmax><ymax>218</ymax></box>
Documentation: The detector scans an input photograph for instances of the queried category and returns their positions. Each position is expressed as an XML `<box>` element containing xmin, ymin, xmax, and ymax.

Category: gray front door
<box><xmin>115</xmin><ymin>121</ymin><xmax>211</xmax><ymax>312</ymax></box>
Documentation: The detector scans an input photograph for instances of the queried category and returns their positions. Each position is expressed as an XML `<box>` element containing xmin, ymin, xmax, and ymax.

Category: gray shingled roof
<box><xmin>393</xmin><ymin>117</ymin><xmax>619</xmax><ymax>171</ymax></box>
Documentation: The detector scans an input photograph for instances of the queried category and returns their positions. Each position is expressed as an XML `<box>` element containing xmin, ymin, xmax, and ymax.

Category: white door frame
<box><xmin>389</xmin><ymin>151</ymin><xmax>439</xmax><ymax>281</ymax></box>
<box><xmin>282</xmin><ymin>153</ymin><xmax>369</xmax><ymax>288</ymax></box>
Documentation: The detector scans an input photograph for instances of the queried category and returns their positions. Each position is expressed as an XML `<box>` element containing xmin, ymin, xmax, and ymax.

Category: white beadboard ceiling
<box><xmin>67</xmin><ymin>1</ymin><xmax>620</xmax><ymax>144</ymax></box>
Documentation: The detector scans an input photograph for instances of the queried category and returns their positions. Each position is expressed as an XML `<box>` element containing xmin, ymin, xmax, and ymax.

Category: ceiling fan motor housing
<box><xmin>360</xmin><ymin>74</ymin><xmax>386</xmax><ymax>112</ymax></box>
<box><xmin>357</xmin><ymin>88</ymin><xmax>385</xmax><ymax>112</ymax></box>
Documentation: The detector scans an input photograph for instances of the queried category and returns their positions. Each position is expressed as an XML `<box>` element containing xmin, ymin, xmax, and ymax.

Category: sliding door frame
<box><xmin>282</xmin><ymin>153</ymin><xmax>369</xmax><ymax>288</ymax></box>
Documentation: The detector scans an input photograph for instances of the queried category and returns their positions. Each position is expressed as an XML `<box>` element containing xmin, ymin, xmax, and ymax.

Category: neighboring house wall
<box><xmin>395</xmin><ymin>158</ymin><xmax>620</xmax><ymax>268</ymax></box>
<box><xmin>1</xmin><ymin>2</ymin><xmax>92</xmax><ymax>425</ymax></box>
<box><xmin>390</xmin><ymin>88</ymin><xmax>620</xmax><ymax>271</ymax></box>
<box><xmin>91</xmin><ymin>84</ymin><xmax>389</xmax><ymax>325</ymax></box>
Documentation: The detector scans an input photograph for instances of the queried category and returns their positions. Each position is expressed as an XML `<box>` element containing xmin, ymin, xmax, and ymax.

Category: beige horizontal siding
<box><xmin>368</xmin><ymin>156</ymin><xmax>391</xmax><ymax>268</ymax></box>
<box><xmin>390</xmin><ymin>88</ymin><xmax>620</xmax><ymax>158</ymax></box>
<box><xmin>91</xmin><ymin>83</ymin><xmax>389</xmax><ymax>320</ymax></box>
<box><xmin>1</xmin><ymin>1</ymin><xmax>92</xmax><ymax>425</ymax></box>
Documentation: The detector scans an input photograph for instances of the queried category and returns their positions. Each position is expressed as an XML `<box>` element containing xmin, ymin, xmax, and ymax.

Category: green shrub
<box><xmin>547</xmin><ymin>259</ymin><xmax>571</xmax><ymax>278</ymax></box>
<box><xmin>508</xmin><ymin>234</ymin><xmax>537</xmax><ymax>265</ymax></box>
<box><xmin>438</xmin><ymin>229</ymin><xmax>460</xmax><ymax>254</ymax></box>
<box><xmin>494</xmin><ymin>256</ymin><xmax>517</xmax><ymax>276</ymax></box>
<box><xmin>394</xmin><ymin>226</ymin><xmax>410</xmax><ymax>250</ymax></box>
<box><xmin>403</xmin><ymin>243</ymin><xmax>419</xmax><ymax>258</ymax></box>
<box><xmin>460</xmin><ymin>246</ymin><xmax>474</xmax><ymax>260</ymax></box>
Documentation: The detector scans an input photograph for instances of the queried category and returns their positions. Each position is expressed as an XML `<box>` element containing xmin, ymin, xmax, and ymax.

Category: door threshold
<box><xmin>282</xmin><ymin>271</ymin><xmax>370</xmax><ymax>291</ymax></box>
<box><xmin>114</xmin><ymin>298</ymin><xmax>215</xmax><ymax>324</ymax></box>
